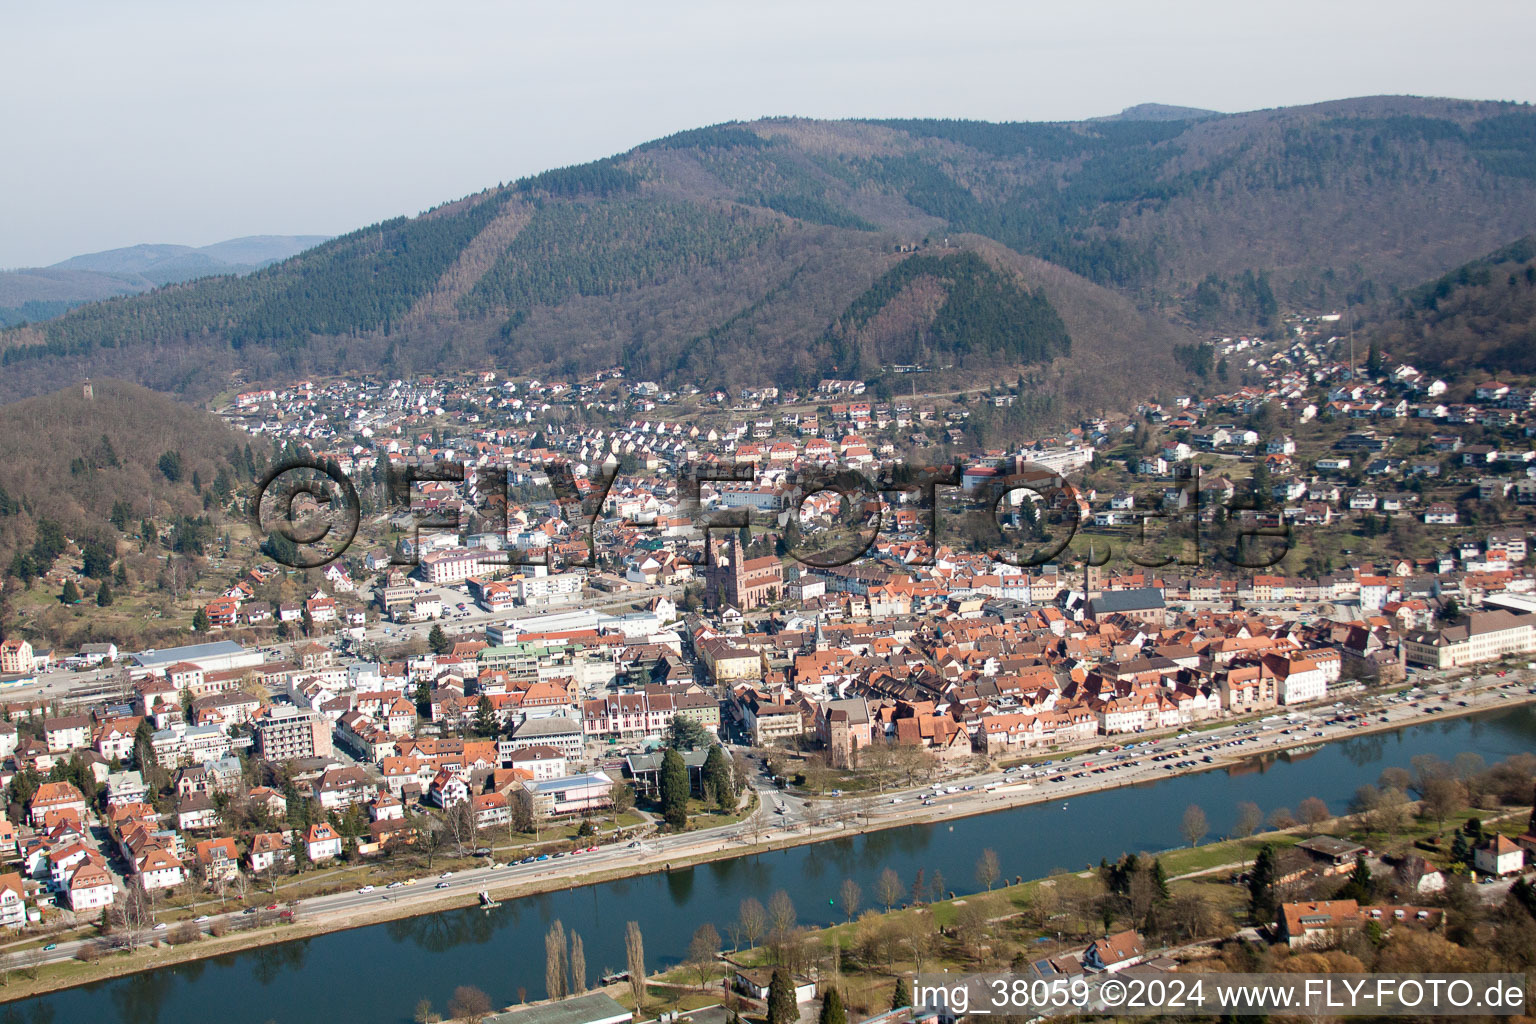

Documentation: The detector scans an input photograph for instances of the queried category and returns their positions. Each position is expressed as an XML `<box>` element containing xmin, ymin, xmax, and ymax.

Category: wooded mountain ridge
<box><xmin>1367</xmin><ymin>235</ymin><xmax>1536</xmax><ymax>376</ymax></box>
<box><xmin>3</xmin><ymin>95</ymin><xmax>1535</xmax><ymax>409</ymax></box>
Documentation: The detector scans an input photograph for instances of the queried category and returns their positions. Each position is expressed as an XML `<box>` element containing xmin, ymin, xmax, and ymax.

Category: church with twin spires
<box><xmin>701</xmin><ymin>533</ymin><xmax>783</xmax><ymax>611</ymax></box>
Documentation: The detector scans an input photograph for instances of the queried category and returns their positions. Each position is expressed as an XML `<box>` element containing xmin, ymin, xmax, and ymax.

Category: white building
<box><xmin>1473</xmin><ymin>835</ymin><xmax>1525</xmax><ymax>877</ymax></box>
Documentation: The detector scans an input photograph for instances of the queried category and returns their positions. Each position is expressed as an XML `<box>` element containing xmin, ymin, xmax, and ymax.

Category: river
<box><xmin>4</xmin><ymin>706</ymin><xmax>1533</xmax><ymax>1024</ymax></box>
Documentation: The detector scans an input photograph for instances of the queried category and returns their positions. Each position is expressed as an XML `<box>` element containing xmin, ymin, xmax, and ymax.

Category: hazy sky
<box><xmin>3</xmin><ymin>0</ymin><xmax>1534</xmax><ymax>267</ymax></box>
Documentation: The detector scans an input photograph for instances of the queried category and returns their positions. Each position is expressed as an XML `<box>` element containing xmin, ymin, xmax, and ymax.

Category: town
<box><xmin>1</xmin><ymin>318</ymin><xmax>1535</xmax><ymax>1021</ymax></box>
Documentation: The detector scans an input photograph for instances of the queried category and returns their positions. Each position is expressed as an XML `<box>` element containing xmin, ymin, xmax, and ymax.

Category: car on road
<box><xmin>439</xmin><ymin>871</ymin><xmax>453</xmax><ymax>879</ymax></box>
<box><xmin>436</xmin><ymin>882</ymin><xmax>450</xmax><ymax>889</ymax></box>
<box><xmin>585</xmin><ymin>846</ymin><xmax>598</xmax><ymax>853</ymax></box>
<box><xmin>536</xmin><ymin>854</ymin><xmax>550</xmax><ymax>861</ymax></box>
<box><xmin>358</xmin><ymin>885</ymin><xmax>375</xmax><ymax>894</ymax></box>
<box><xmin>243</xmin><ymin>908</ymin><xmax>257</xmax><ymax>915</ymax></box>
<box><xmin>386</xmin><ymin>882</ymin><xmax>404</xmax><ymax>889</ymax></box>
<box><xmin>266</xmin><ymin>904</ymin><xmax>279</xmax><ymax>911</ymax></box>
<box><xmin>42</xmin><ymin>943</ymin><xmax>57</xmax><ymax>952</ymax></box>
<box><xmin>154</xmin><ymin>923</ymin><xmax>168</xmax><ymax>931</ymax></box>
<box><xmin>195</xmin><ymin>915</ymin><xmax>211</xmax><ymax>922</ymax></box>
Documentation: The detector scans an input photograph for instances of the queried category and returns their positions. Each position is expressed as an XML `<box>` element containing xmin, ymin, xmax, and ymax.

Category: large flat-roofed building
<box><xmin>254</xmin><ymin>706</ymin><xmax>332</xmax><ymax>761</ymax></box>
<box><xmin>1401</xmin><ymin>608</ymin><xmax>1535</xmax><ymax>669</ymax></box>
<box><xmin>524</xmin><ymin>772</ymin><xmax>613</xmax><ymax>817</ymax></box>
<box><xmin>516</xmin><ymin>569</ymin><xmax>586</xmax><ymax>607</ymax></box>
<box><xmin>128</xmin><ymin>641</ymin><xmax>262</xmax><ymax>679</ymax></box>
<box><xmin>485</xmin><ymin>609</ymin><xmax>601</xmax><ymax>646</ymax></box>
<box><xmin>485</xmin><ymin>993</ymin><xmax>632</xmax><ymax>1024</ymax></box>
<box><xmin>418</xmin><ymin>548</ymin><xmax>501</xmax><ymax>585</ymax></box>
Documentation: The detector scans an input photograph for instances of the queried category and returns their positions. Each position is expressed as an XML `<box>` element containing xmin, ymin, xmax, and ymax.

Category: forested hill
<box><xmin>0</xmin><ymin>380</ymin><xmax>256</xmax><ymax>594</ymax></box>
<box><xmin>3</xmin><ymin>95</ymin><xmax>1536</xmax><ymax>406</ymax></box>
<box><xmin>1368</xmin><ymin>236</ymin><xmax>1536</xmax><ymax>375</ymax></box>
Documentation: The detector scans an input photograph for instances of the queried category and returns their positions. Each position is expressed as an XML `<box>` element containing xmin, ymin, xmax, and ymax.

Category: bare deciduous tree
<box><xmin>625</xmin><ymin>921</ymin><xmax>646</xmax><ymax>1010</ymax></box>
<box><xmin>767</xmin><ymin>889</ymin><xmax>796</xmax><ymax>939</ymax></box>
<box><xmin>1180</xmin><ymin>804</ymin><xmax>1209</xmax><ymax>847</ymax></box>
<box><xmin>733</xmin><ymin>897</ymin><xmax>766</xmax><ymax>952</ymax></box>
<box><xmin>687</xmin><ymin>922</ymin><xmax>720</xmax><ymax>989</ymax></box>
<box><xmin>112</xmin><ymin>879</ymin><xmax>154</xmax><ymax>950</ymax></box>
<box><xmin>570</xmin><ymin>932</ymin><xmax>587</xmax><ymax>995</ymax></box>
<box><xmin>510</xmin><ymin>787</ymin><xmax>535</xmax><ymax>835</ymax></box>
<box><xmin>444</xmin><ymin>799</ymin><xmax>479</xmax><ymax>856</ymax></box>
<box><xmin>839</xmin><ymin>878</ymin><xmax>861</xmax><ymax>921</ymax></box>
<box><xmin>545</xmin><ymin>920</ymin><xmax>568</xmax><ymax>999</ymax></box>
<box><xmin>1234</xmin><ymin>801</ymin><xmax>1263</xmax><ymax>838</ymax></box>
<box><xmin>975</xmin><ymin>848</ymin><xmax>1001</xmax><ymax>891</ymax></box>
<box><xmin>448</xmin><ymin>985</ymin><xmax>491</xmax><ymax>1024</ymax></box>
<box><xmin>1298</xmin><ymin>796</ymin><xmax>1331</xmax><ymax>827</ymax></box>
<box><xmin>901</xmin><ymin>910</ymin><xmax>936</xmax><ymax>972</ymax></box>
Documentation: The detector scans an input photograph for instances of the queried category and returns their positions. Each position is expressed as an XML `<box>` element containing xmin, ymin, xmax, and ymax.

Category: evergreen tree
<box><xmin>818</xmin><ymin>988</ymin><xmax>846</xmax><ymax>1024</ymax></box>
<box><xmin>475</xmin><ymin>695</ymin><xmax>495</xmax><ymax>737</ymax></box>
<box><xmin>109</xmin><ymin>500</ymin><xmax>132</xmax><ymax>531</ymax></box>
<box><xmin>667</xmin><ymin>715</ymin><xmax>709</xmax><ymax>750</ymax></box>
<box><xmin>114</xmin><ymin>561</ymin><xmax>128</xmax><ymax>586</ymax></box>
<box><xmin>1334</xmin><ymin>853</ymin><xmax>1374</xmax><ymax>902</ymax></box>
<box><xmin>1451</xmin><ymin>830</ymin><xmax>1471</xmax><ymax>867</ymax></box>
<box><xmin>703</xmin><ymin>745</ymin><xmax>734</xmax><ymax>811</ymax></box>
<box><xmin>1249</xmin><ymin>456</ymin><xmax>1273</xmax><ymax>509</ymax></box>
<box><xmin>428</xmin><ymin>623</ymin><xmax>450</xmax><ymax>654</ymax></box>
<box><xmin>96</xmin><ymin>580</ymin><xmax>113</xmax><ymax>607</ymax></box>
<box><xmin>893</xmin><ymin>978</ymin><xmax>912</xmax><ymax>1010</ymax></box>
<box><xmin>768</xmin><ymin>968</ymin><xmax>797</xmax><ymax>1024</ymax></box>
<box><xmin>61</xmin><ymin>580</ymin><xmax>80</xmax><ymax>605</ymax></box>
<box><xmin>1248</xmin><ymin>845</ymin><xmax>1278</xmax><ymax>923</ymax></box>
<box><xmin>192</xmin><ymin>607</ymin><xmax>210</xmax><ymax>632</ymax></box>
<box><xmin>659</xmin><ymin>748</ymin><xmax>689</xmax><ymax>829</ymax></box>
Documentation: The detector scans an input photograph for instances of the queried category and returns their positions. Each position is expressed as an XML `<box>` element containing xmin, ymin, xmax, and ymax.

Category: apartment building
<box><xmin>254</xmin><ymin>706</ymin><xmax>333</xmax><ymax>761</ymax></box>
